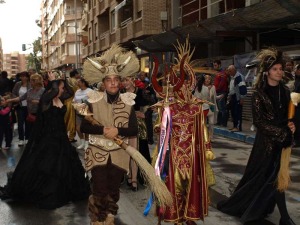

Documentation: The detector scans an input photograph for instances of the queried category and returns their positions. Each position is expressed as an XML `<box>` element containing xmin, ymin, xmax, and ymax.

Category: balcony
<box><xmin>82</xmin><ymin>46</ymin><xmax>88</xmax><ymax>58</ymax></box>
<box><xmin>92</xmin><ymin>7</ymin><xmax>96</xmax><ymax>20</ymax></box>
<box><xmin>89</xmin><ymin>8</ymin><xmax>93</xmax><ymax>22</ymax></box>
<box><xmin>81</xmin><ymin>14</ymin><xmax>88</xmax><ymax>29</ymax></box>
<box><xmin>95</xmin><ymin>1</ymin><xmax>100</xmax><ymax>17</ymax></box>
<box><xmin>99</xmin><ymin>0</ymin><xmax>109</xmax><ymax>14</ymax></box>
<box><xmin>120</xmin><ymin>18</ymin><xmax>134</xmax><ymax>42</ymax></box>
<box><xmin>134</xmin><ymin>18</ymin><xmax>143</xmax><ymax>35</ymax></box>
<box><xmin>88</xmin><ymin>43</ymin><xmax>94</xmax><ymax>54</ymax></box>
<box><xmin>61</xmin><ymin>55</ymin><xmax>76</xmax><ymax>65</ymax></box>
<box><xmin>60</xmin><ymin>31</ymin><xmax>67</xmax><ymax>44</ymax></box>
<box><xmin>65</xmin><ymin>34</ymin><xmax>76</xmax><ymax>43</ymax></box>
<box><xmin>114</xmin><ymin>28</ymin><xmax>121</xmax><ymax>44</ymax></box>
<box><xmin>94</xmin><ymin>40</ymin><xmax>100</xmax><ymax>53</ymax></box>
<box><xmin>100</xmin><ymin>31</ymin><xmax>109</xmax><ymax>50</ymax></box>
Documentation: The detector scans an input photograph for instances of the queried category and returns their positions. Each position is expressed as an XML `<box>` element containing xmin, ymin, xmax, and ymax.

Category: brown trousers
<box><xmin>88</xmin><ymin>157</ymin><xmax>125</xmax><ymax>222</ymax></box>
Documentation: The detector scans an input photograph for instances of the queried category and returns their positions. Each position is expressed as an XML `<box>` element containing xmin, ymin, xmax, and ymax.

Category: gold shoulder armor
<box><xmin>72</xmin><ymin>103</ymin><xmax>93</xmax><ymax>116</ymax></box>
<box><xmin>120</xmin><ymin>92</ymin><xmax>136</xmax><ymax>106</ymax></box>
<box><xmin>87</xmin><ymin>90</ymin><xmax>103</xmax><ymax>103</ymax></box>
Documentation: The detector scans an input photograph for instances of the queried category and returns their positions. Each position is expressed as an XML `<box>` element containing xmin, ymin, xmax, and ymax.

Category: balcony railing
<box><xmin>120</xmin><ymin>19</ymin><xmax>134</xmax><ymax>41</ymax></box>
<box><xmin>100</xmin><ymin>31</ymin><xmax>109</xmax><ymax>50</ymax></box>
<box><xmin>120</xmin><ymin>17</ymin><xmax>132</xmax><ymax>28</ymax></box>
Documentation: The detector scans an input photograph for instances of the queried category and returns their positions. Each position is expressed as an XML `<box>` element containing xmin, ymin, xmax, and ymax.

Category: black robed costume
<box><xmin>0</xmin><ymin>80</ymin><xmax>90</xmax><ymax>209</ymax></box>
<box><xmin>217</xmin><ymin>82</ymin><xmax>293</xmax><ymax>223</ymax></box>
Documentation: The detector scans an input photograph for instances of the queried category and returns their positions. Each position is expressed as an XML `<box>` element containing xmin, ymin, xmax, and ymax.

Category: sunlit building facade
<box><xmin>2</xmin><ymin>52</ymin><xmax>28</xmax><ymax>77</ymax></box>
<box><xmin>41</xmin><ymin>0</ymin><xmax>83</xmax><ymax>71</ymax></box>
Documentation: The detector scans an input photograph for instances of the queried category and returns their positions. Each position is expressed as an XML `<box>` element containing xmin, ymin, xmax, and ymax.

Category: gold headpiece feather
<box><xmin>256</xmin><ymin>48</ymin><xmax>284</xmax><ymax>72</ymax></box>
<box><xmin>174</xmin><ymin>36</ymin><xmax>195</xmax><ymax>64</ymax></box>
<box><xmin>82</xmin><ymin>44</ymin><xmax>140</xmax><ymax>84</ymax></box>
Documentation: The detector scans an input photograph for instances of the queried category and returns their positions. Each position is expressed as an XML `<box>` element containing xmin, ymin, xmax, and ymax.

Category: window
<box><xmin>118</xmin><ymin>0</ymin><xmax>133</xmax><ymax>25</ymax></box>
<box><xmin>89</xmin><ymin>27</ymin><xmax>92</xmax><ymax>42</ymax></box>
<box><xmin>209</xmin><ymin>0</ymin><xmax>223</xmax><ymax>18</ymax></box>
<box><xmin>94</xmin><ymin>23</ymin><xmax>98</xmax><ymax>40</ymax></box>
<box><xmin>65</xmin><ymin>5</ymin><xmax>72</xmax><ymax>15</ymax></box>
<box><xmin>68</xmin><ymin>43</ymin><xmax>76</xmax><ymax>55</ymax></box>
<box><xmin>181</xmin><ymin>0</ymin><xmax>200</xmax><ymax>26</ymax></box>
<box><xmin>111</xmin><ymin>10</ymin><xmax>116</xmax><ymax>31</ymax></box>
<box><xmin>136</xmin><ymin>0</ymin><xmax>142</xmax><ymax>19</ymax></box>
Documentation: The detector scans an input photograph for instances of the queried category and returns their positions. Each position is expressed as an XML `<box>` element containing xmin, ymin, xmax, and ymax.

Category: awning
<box><xmin>133</xmin><ymin>30</ymin><xmax>184</xmax><ymax>52</ymax></box>
<box><xmin>134</xmin><ymin>0</ymin><xmax>300</xmax><ymax>53</ymax></box>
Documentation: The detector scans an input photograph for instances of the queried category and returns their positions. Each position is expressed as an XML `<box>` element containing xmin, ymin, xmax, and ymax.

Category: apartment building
<box><xmin>41</xmin><ymin>0</ymin><xmax>166</xmax><ymax>72</ymax></box>
<box><xmin>41</xmin><ymin>0</ymin><xmax>84</xmax><ymax>71</ymax></box>
<box><xmin>2</xmin><ymin>52</ymin><xmax>28</xmax><ymax>77</ymax></box>
<box><xmin>79</xmin><ymin>0</ymin><xmax>167</xmax><ymax>71</ymax></box>
<box><xmin>41</xmin><ymin>0</ymin><xmax>300</xmax><ymax>72</ymax></box>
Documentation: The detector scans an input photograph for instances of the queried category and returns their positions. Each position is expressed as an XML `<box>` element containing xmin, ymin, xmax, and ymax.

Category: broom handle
<box><xmin>84</xmin><ymin>115</ymin><xmax>129</xmax><ymax>149</ymax></box>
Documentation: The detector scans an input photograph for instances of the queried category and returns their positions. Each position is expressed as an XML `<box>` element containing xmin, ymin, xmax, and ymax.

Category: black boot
<box><xmin>280</xmin><ymin>218</ymin><xmax>296</xmax><ymax>225</ymax></box>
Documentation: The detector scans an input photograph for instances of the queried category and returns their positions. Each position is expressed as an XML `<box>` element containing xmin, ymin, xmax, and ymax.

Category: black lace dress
<box><xmin>0</xmin><ymin>80</ymin><xmax>90</xmax><ymax>209</ymax></box>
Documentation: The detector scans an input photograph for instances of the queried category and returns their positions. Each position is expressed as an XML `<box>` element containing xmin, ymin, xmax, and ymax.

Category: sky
<box><xmin>0</xmin><ymin>0</ymin><xmax>41</xmax><ymax>54</ymax></box>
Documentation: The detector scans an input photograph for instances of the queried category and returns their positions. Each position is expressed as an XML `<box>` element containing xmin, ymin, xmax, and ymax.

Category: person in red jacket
<box><xmin>213</xmin><ymin>60</ymin><xmax>230</xmax><ymax>127</ymax></box>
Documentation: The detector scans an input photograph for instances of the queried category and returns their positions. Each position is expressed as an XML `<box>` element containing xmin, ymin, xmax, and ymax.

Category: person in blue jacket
<box><xmin>227</xmin><ymin>65</ymin><xmax>247</xmax><ymax>132</ymax></box>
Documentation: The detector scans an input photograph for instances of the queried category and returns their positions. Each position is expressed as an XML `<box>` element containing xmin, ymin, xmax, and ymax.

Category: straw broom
<box><xmin>277</xmin><ymin>93</ymin><xmax>300</xmax><ymax>191</ymax></box>
<box><xmin>84</xmin><ymin>115</ymin><xmax>173</xmax><ymax>207</ymax></box>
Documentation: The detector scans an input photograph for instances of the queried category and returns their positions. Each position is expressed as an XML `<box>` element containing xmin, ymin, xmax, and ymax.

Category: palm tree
<box><xmin>26</xmin><ymin>38</ymin><xmax>42</xmax><ymax>72</ymax></box>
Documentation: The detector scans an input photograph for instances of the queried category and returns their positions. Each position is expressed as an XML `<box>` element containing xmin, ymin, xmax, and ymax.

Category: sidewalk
<box><xmin>214</xmin><ymin>119</ymin><xmax>300</xmax><ymax>157</ymax></box>
<box><xmin>214</xmin><ymin>119</ymin><xmax>256</xmax><ymax>144</ymax></box>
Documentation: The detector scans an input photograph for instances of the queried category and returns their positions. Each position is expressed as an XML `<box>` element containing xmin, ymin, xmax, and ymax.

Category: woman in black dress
<box><xmin>0</xmin><ymin>72</ymin><xmax>90</xmax><ymax>209</ymax></box>
<box><xmin>217</xmin><ymin>49</ymin><xmax>296</xmax><ymax>225</ymax></box>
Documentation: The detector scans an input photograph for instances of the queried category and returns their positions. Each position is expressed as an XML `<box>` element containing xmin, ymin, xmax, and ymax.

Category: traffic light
<box><xmin>22</xmin><ymin>44</ymin><xmax>26</xmax><ymax>51</ymax></box>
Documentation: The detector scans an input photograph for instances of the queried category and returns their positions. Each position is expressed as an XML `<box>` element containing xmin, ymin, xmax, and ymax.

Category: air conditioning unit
<box><xmin>84</xmin><ymin>4</ymin><xmax>88</xmax><ymax>13</ymax></box>
<box><xmin>160</xmin><ymin>11</ymin><xmax>167</xmax><ymax>21</ymax></box>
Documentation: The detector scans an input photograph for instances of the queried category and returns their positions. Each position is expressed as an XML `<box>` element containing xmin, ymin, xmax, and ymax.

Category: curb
<box><xmin>213</xmin><ymin>126</ymin><xmax>300</xmax><ymax>158</ymax></box>
<box><xmin>214</xmin><ymin>127</ymin><xmax>255</xmax><ymax>145</ymax></box>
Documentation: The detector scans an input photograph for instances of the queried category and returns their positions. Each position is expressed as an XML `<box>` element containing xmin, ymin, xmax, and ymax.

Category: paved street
<box><xmin>0</xmin><ymin>131</ymin><xmax>299</xmax><ymax>225</ymax></box>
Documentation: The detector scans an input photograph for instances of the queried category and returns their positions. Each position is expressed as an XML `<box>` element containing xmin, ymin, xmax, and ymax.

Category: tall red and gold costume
<box><xmin>151</xmin><ymin>42</ymin><xmax>213</xmax><ymax>225</ymax></box>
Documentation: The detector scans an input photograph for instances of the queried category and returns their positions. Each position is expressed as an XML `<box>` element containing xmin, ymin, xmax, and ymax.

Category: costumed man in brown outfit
<box><xmin>78</xmin><ymin>45</ymin><xmax>139</xmax><ymax>225</ymax></box>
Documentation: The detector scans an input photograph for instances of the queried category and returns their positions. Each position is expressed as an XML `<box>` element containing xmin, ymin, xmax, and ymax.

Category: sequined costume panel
<box><xmin>163</xmin><ymin>101</ymin><xmax>208</xmax><ymax>223</ymax></box>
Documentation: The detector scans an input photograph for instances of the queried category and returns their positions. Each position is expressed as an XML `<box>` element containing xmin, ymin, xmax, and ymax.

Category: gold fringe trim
<box><xmin>277</xmin><ymin>147</ymin><xmax>291</xmax><ymax>192</ymax></box>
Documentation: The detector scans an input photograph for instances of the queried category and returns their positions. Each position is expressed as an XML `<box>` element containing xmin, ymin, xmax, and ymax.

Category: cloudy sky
<box><xmin>0</xmin><ymin>0</ymin><xmax>41</xmax><ymax>54</ymax></box>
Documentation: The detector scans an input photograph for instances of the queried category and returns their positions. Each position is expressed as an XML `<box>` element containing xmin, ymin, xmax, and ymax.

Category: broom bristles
<box><xmin>125</xmin><ymin>145</ymin><xmax>173</xmax><ymax>207</ymax></box>
<box><xmin>277</xmin><ymin>147</ymin><xmax>292</xmax><ymax>192</ymax></box>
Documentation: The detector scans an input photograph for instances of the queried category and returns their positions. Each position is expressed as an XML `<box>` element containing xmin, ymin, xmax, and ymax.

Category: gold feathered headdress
<box><xmin>82</xmin><ymin>44</ymin><xmax>140</xmax><ymax>84</ymax></box>
<box><xmin>256</xmin><ymin>48</ymin><xmax>284</xmax><ymax>73</ymax></box>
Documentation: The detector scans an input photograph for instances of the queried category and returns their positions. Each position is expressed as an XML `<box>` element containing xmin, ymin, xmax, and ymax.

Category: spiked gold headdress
<box><xmin>151</xmin><ymin>37</ymin><xmax>196</xmax><ymax>102</ymax></box>
<box><xmin>82</xmin><ymin>44</ymin><xmax>140</xmax><ymax>84</ymax></box>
